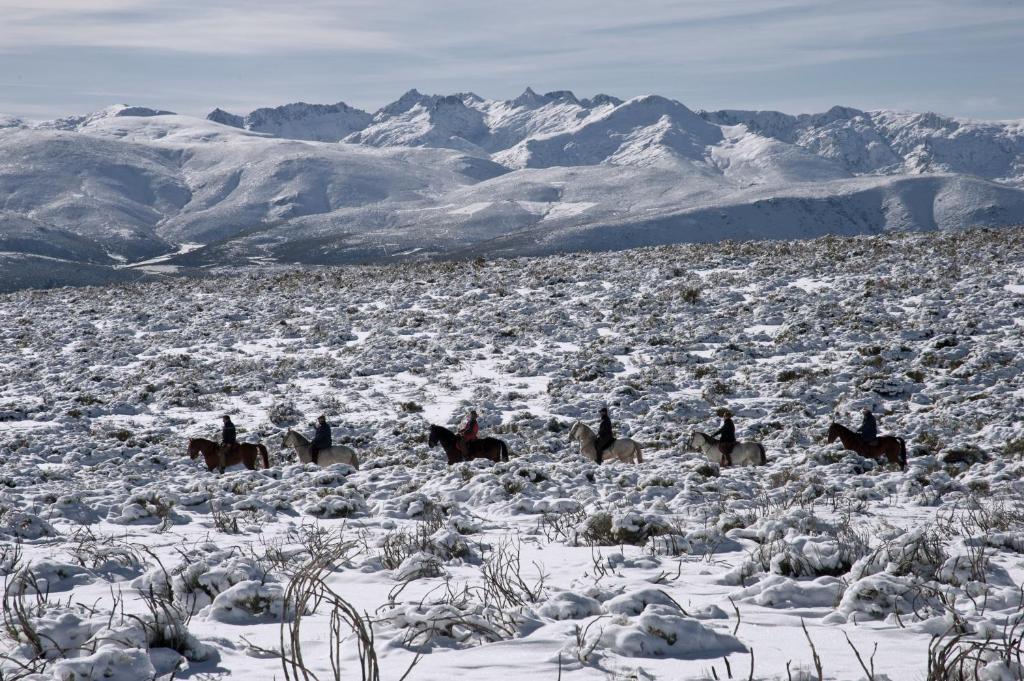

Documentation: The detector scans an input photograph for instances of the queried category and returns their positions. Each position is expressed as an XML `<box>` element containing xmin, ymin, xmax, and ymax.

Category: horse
<box><xmin>187</xmin><ymin>437</ymin><xmax>270</xmax><ymax>474</ymax></box>
<box><xmin>281</xmin><ymin>429</ymin><xmax>360</xmax><ymax>469</ymax></box>
<box><xmin>428</xmin><ymin>425</ymin><xmax>509</xmax><ymax>464</ymax></box>
<box><xmin>826</xmin><ymin>422</ymin><xmax>906</xmax><ymax>470</ymax></box>
<box><xmin>688</xmin><ymin>432</ymin><xmax>766</xmax><ymax>467</ymax></box>
<box><xmin>568</xmin><ymin>421</ymin><xmax>643</xmax><ymax>464</ymax></box>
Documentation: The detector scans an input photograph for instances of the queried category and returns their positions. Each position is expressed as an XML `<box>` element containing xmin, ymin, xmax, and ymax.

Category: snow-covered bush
<box><xmin>584</xmin><ymin>604</ymin><xmax>746</xmax><ymax>658</ymax></box>
<box><xmin>202</xmin><ymin>580</ymin><xmax>293</xmax><ymax>624</ymax></box>
<box><xmin>572</xmin><ymin>510</ymin><xmax>671</xmax><ymax>546</ymax></box>
<box><xmin>0</xmin><ymin>508</ymin><xmax>58</xmax><ymax>540</ymax></box>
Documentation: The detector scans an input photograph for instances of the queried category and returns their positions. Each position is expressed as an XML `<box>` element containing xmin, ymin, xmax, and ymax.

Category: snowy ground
<box><xmin>1</xmin><ymin>228</ymin><xmax>1024</xmax><ymax>680</ymax></box>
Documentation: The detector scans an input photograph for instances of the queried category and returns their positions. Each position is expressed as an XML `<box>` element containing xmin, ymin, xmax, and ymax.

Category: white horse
<box><xmin>282</xmin><ymin>429</ymin><xmax>360</xmax><ymax>469</ymax></box>
<box><xmin>688</xmin><ymin>431</ymin><xmax>766</xmax><ymax>467</ymax></box>
<box><xmin>568</xmin><ymin>421</ymin><xmax>643</xmax><ymax>464</ymax></box>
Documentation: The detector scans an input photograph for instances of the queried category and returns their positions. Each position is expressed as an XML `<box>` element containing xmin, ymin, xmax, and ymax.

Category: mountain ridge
<box><xmin>1</xmin><ymin>89</ymin><xmax>1023</xmax><ymax>291</ymax></box>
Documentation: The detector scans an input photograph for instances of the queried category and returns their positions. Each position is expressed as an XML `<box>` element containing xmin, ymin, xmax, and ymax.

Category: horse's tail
<box><xmin>758</xmin><ymin>443</ymin><xmax>767</xmax><ymax>466</ymax></box>
<box><xmin>258</xmin><ymin>444</ymin><xmax>270</xmax><ymax>469</ymax></box>
<box><xmin>500</xmin><ymin>441</ymin><xmax>509</xmax><ymax>462</ymax></box>
<box><xmin>897</xmin><ymin>437</ymin><xmax>907</xmax><ymax>470</ymax></box>
<box><xmin>634</xmin><ymin>443</ymin><xmax>643</xmax><ymax>464</ymax></box>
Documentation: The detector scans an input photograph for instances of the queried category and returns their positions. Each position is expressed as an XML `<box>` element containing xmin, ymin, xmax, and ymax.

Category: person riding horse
<box><xmin>711</xmin><ymin>411</ymin><xmax>737</xmax><ymax>466</ymax></box>
<box><xmin>458</xmin><ymin>410</ymin><xmax>479</xmax><ymax>458</ymax></box>
<box><xmin>310</xmin><ymin>415</ymin><xmax>332</xmax><ymax>465</ymax></box>
<box><xmin>859</xmin><ymin>408</ymin><xmax>878</xmax><ymax>446</ymax></box>
<box><xmin>594</xmin><ymin>407</ymin><xmax>614</xmax><ymax>464</ymax></box>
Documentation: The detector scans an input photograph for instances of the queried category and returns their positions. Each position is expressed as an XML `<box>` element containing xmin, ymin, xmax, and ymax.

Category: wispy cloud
<box><xmin>0</xmin><ymin>0</ymin><xmax>1021</xmax><ymax>118</ymax></box>
<box><xmin>1</xmin><ymin>1</ymin><xmax>399</xmax><ymax>54</ymax></box>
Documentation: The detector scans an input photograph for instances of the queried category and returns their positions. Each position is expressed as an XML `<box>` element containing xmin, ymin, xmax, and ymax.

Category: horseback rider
<box><xmin>711</xmin><ymin>410</ymin><xmax>737</xmax><ymax>466</ymax></box>
<box><xmin>457</xmin><ymin>410</ymin><xmax>479</xmax><ymax>457</ymax></box>
<box><xmin>594</xmin><ymin>407</ymin><xmax>614</xmax><ymax>464</ymax></box>
<box><xmin>219</xmin><ymin>415</ymin><xmax>238</xmax><ymax>471</ymax></box>
<box><xmin>310</xmin><ymin>414</ymin><xmax>332</xmax><ymax>465</ymax></box>
<box><xmin>858</xmin><ymin>408</ymin><xmax>878</xmax><ymax>446</ymax></box>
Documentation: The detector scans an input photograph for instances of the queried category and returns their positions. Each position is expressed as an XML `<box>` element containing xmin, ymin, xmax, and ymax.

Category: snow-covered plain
<box><xmin>3</xmin><ymin>92</ymin><xmax>1024</xmax><ymax>291</ymax></box>
<box><xmin>2</xmin><ymin>228</ymin><xmax>1024</xmax><ymax>680</ymax></box>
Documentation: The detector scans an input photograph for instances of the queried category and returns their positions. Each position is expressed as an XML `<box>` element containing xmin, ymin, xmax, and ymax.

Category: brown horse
<box><xmin>826</xmin><ymin>423</ymin><xmax>906</xmax><ymax>470</ymax></box>
<box><xmin>428</xmin><ymin>425</ymin><xmax>509</xmax><ymax>464</ymax></box>
<box><xmin>187</xmin><ymin>437</ymin><xmax>270</xmax><ymax>473</ymax></box>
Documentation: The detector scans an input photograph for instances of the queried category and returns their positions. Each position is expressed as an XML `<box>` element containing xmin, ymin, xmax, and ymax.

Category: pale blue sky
<box><xmin>1</xmin><ymin>0</ymin><xmax>1022</xmax><ymax>120</ymax></box>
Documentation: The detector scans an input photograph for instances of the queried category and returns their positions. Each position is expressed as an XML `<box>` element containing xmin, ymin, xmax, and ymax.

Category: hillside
<box><xmin>1</xmin><ymin>91</ymin><xmax>1024</xmax><ymax>290</ymax></box>
<box><xmin>1</xmin><ymin>229</ymin><xmax>1023</xmax><ymax>679</ymax></box>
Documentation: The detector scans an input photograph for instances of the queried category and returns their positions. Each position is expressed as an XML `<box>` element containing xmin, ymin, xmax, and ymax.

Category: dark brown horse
<box><xmin>187</xmin><ymin>437</ymin><xmax>270</xmax><ymax>473</ymax></box>
<box><xmin>428</xmin><ymin>425</ymin><xmax>509</xmax><ymax>464</ymax></box>
<box><xmin>826</xmin><ymin>423</ymin><xmax>906</xmax><ymax>470</ymax></box>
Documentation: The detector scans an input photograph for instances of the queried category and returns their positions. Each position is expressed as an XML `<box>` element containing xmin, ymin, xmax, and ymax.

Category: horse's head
<box><xmin>427</xmin><ymin>426</ymin><xmax>439</xmax><ymax>448</ymax></box>
<box><xmin>687</xmin><ymin>432</ymin><xmax>699</xmax><ymax>450</ymax></box>
<box><xmin>826</xmin><ymin>423</ymin><xmax>840</xmax><ymax>443</ymax></box>
<box><xmin>186</xmin><ymin>438</ymin><xmax>200</xmax><ymax>459</ymax></box>
<box><xmin>568</xmin><ymin>421</ymin><xmax>582</xmax><ymax>440</ymax></box>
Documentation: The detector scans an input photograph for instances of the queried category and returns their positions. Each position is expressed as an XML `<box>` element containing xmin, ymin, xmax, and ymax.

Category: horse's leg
<box><xmin>884</xmin><ymin>443</ymin><xmax>899</xmax><ymax>468</ymax></box>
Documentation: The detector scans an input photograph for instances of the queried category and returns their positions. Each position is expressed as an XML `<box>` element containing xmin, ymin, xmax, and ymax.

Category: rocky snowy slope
<box><xmin>1</xmin><ymin>229</ymin><xmax>1024</xmax><ymax>680</ymax></box>
<box><xmin>1</xmin><ymin>92</ymin><xmax>1024</xmax><ymax>290</ymax></box>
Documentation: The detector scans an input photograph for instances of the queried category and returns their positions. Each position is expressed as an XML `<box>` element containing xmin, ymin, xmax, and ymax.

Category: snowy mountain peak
<box><xmin>347</xmin><ymin>91</ymin><xmax>489</xmax><ymax>152</ymax></box>
<box><xmin>203</xmin><ymin>101</ymin><xmax>372</xmax><ymax>142</ymax></box>
<box><xmin>207</xmin><ymin>108</ymin><xmax>244</xmax><ymax>128</ymax></box>
<box><xmin>0</xmin><ymin>115</ymin><xmax>26</xmax><ymax>129</ymax></box>
<box><xmin>37</xmin><ymin>104</ymin><xmax>176</xmax><ymax>131</ymax></box>
<box><xmin>543</xmin><ymin>90</ymin><xmax>581</xmax><ymax>105</ymax></box>
<box><xmin>511</xmin><ymin>87</ymin><xmax>549</xmax><ymax>108</ymax></box>
<box><xmin>454</xmin><ymin>92</ymin><xmax>485</xmax><ymax>106</ymax></box>
<box><xmin>581</xmin><ymin>93</ymin><xmax>624</xmax><ymax>108</ymax></box>
<box><xmin>378</xmin><ymin>88</ymin><xmax>432</xmax><ymax>117</ymax></box>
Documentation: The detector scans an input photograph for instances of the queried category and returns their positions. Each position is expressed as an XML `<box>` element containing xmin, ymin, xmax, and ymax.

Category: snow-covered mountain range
<box><xmin>2</xmin><ymin>90</ymin><xmax>1023</xmax><ymax>290</ymax></box>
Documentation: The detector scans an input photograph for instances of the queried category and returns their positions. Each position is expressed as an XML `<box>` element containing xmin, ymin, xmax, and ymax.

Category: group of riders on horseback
<box><xmin>222</xmin><ymin>413</ymin><xmax>334</xmax><ymax>462</ymax></box>
<box><xmin>703</xmin><ymin>407</ymin><xmax>878</xmax><ymax>466</ymax></box>
<box><xmin>198</xmin><ymin>403</ymin><xmax>892</xmax><ymax>472</ymax></box>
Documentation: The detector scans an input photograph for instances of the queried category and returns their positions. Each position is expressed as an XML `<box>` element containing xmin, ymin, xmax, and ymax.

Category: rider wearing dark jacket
<box><xmin>310</xmin><ymin>415</ymin><xmax>332</xmax><ymax>464</ymax></box>
<box><xmin>711</xmin><ymin>411</ymin><xmax>736</xmax><ymax>465</ymax></box>
<box><xmin>221</xmin><ymin>416</ymin><xmax>237</xmax><ymax>445</ymax></box>
<box><xmin>859</xmin><ymin>409</ymin><xmax>878</xmax><ymax>445</ymax></box>
<box><xmin>595</xmin><ymin>407</ymin><xmax>614</xmax><ymax>464</ymax></box>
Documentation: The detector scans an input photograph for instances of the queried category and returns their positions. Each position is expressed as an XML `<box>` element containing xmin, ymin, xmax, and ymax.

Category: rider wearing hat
<box><xmin>310</xmin><ymin>415</ymin><xmax>332</xmax><ymax>465</ymax></box>
<box><xmin>595</xmin><ymin>407</ymin><xmax>614</xmax><ymax>464</ymax></box>
<box><xmin>711</xmin><ymin>410</ymin><xmax>736</xmax><ymax>466</ymax></box>
<box><xmin>458</xmin><ymin>410</ymin><xmax>479</xmax><ymax>457</ymax></box>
